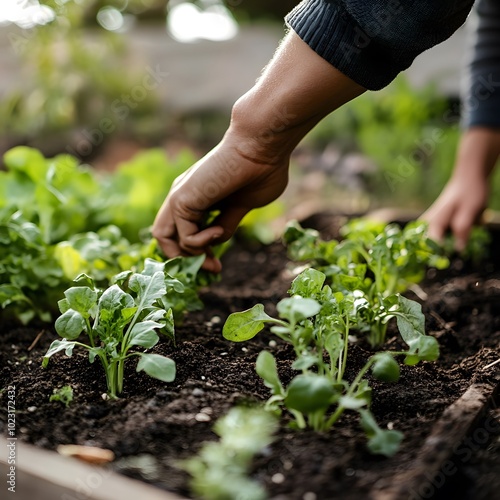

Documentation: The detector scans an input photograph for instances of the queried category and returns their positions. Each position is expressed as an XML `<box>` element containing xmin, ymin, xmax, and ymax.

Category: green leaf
<box><xmin>371</xmin><ymin>353</ymin><xmax>400</xmax><ymax>382</ymax></box>
<box><xmin>64</xmin><ymin>287</ymin><xmax>97</xmax><ymax>316</ymax></box>
<box><xmin>276</xmin><ymin>297</ymin><xmax>321</xmax><ymax>323</ymax></box>
<box><xmin>285</xmin><ymin>374</ymin><xmax>334</xmax><ymax>414</ymax></box>
<box><xmin>256</xmin><ymin>351</ymin><xmax>283</xmax><ymax>395</ymax></box>
<box><xmin>223</xmin><ymin>304</ymin><xmax>275</xmax><ymax>342</ymax></box>
<box><xmin>55</xmin><ymin>309</ymin><xmax>86</xmax><ymax>340</ymax></box>
<box><xmin>136</xmin><ymin>353</ymin><xmax>176</xmax><ymax>383</ymax></box>
<box><xmin>405</xmin><ymin>336</ymin><xmax>440</xmax><ymax>365</ymax></box>
<box><xmin>129</xmin><ymin>321</ymin><xmax>161</xmax><ymax>348</ymax></box>
<box><xmin>98</xmin><ymin>285</ymin><xmax>135</xmax><ymax>314</ymax></box>
<box><xmin>42</xmin><ymin>339</ymin><xmax>76</xmax><ymax>368</ymax></box>
<box><xmin>289</xmin><ymin>268</ymin><xmax>326</xmax><ymax>298</ymax></box>
<box><xmin>129</xmin><ymin>271</ymin><xmax>167</xmax><ymax>308</ymax></box>
<box><xmin>359</xmin><ymin>409</ymin><xmax>403</xmax><ymax>457</ymax></box>
<box><xmin>395</xmin><ymin>295</ymin><xmax>425</xmax><ymax>343</ymax></box>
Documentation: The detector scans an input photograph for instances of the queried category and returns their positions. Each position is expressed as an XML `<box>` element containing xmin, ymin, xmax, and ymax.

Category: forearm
<box><xmin>450</xmin><ymin>128</ymin><xmax>500</xmax><ymax>182</ymax></box>
<box><xmin>226</xmin><ymin>31</ymin><xmax>366</xmax><ymax>164</ymax></box>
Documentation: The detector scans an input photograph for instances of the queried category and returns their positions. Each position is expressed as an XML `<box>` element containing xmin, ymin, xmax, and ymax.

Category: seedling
<box><xmin>284</xmin><ymin>219</ymin><xmax>449</xmax><ymax>347</ymax></box>
<box><xmin>49</xmin><ymin>385</ymin><xmax>74</xmax><ymax>407</ymax></box>
<box><xmin>224</xmin><ymin>268</ymin><xmax>438</xmax><ymax>455</ymax></box>
<box><xmin>181</xmin><ymin>407</ymin><xmax>277</xmax><ymax>500</ymax></box>
<box><xmin>43</xmin><ymin>259</ymin><xmax>182</xmax><ymax>399</ymax></box>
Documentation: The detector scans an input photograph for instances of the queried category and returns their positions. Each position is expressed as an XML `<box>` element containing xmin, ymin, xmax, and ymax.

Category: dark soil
<box><xmin>1</xmin><ymin>214</ymin><xmax>500</xmax><ymax>500</ymax></box>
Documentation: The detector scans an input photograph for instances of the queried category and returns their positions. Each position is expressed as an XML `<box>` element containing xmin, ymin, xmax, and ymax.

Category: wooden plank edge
<box><xmin>0</xmin><ymin>436</ymin><xmax>188</xmax><ymax>500</ymax></box>
<box><xmin>370</xmin><ymin>381</ymin><xmax>499</xmax><ymax>500</ymax></box>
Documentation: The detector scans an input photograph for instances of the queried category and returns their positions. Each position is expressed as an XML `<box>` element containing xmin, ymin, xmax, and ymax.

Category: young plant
<box><xmin>181</xmin><ymin>407</ymin><xmax>277</xmax><ymax>500</ymax></box>
<box><xmin>284</xmin><ymin>219</ymin><xmax>449</xmax><ymax>347</ymax></box>
<box><xmin>49</xmin><ymin>385</ymin><xmax>74</xmax><ymax>408</ymax></box>
<box><xmin>43</xmin><ymin>259</ymin><xmax>182</xmax><ymax>399</ymax></box>
<box><xmin>223</xmin><ymin>268</ymin><xmax>438</xmax><ymax>456</ymax></box>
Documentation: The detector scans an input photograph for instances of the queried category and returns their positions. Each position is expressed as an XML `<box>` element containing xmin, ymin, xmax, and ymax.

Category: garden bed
<box><xmin>1</xmin><ymin>213</ymin><xmax>500</xmax><ymax>500</ymax></box>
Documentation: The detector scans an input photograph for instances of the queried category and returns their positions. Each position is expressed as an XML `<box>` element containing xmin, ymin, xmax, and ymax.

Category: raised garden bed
<box><xmin>1</xmin><ymin>213</ymin><xmax>500</xmax><ymax>500</ymax></box>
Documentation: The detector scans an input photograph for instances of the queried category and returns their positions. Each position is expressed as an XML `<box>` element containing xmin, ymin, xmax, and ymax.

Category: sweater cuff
<box><xmin>286</xmin><ymin>0</ymin><xmax>428</xmax><ymax>91</ymax></box>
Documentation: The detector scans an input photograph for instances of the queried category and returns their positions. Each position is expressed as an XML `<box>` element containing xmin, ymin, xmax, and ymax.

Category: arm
<box><xmin>152</xmin><ymin>31</ymin><xmax>365</xmax><ymax>272</ymax></box>
<box><xmin>424</xmin><ymin>128</ymin><xmax>500</xmax><ymax>250</ymax></box>
<box><xmin>153</xmin><ymin>0</ymin><xmax>475</xmax><ymax>270</ymax></box>
<box><xmin>424</xmin><ymin>0</ymin><xmax>500</xmax><ymax>248</ymax></box>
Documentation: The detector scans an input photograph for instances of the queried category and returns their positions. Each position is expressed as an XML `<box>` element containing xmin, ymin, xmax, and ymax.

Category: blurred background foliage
<box><xmin>0</xmin><ymin>0</ymin><xmax>498</xmax><ymax>217</ymax></box>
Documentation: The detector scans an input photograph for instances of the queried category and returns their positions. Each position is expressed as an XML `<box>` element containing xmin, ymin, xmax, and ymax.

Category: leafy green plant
<box><xmin>223</xmin><ymin>268</ymin><xmax>438</xmax><ymax>455</ymax></box>
<box><xmin>284</xmin><ymin>219</ymin><xmax>449</xmax><ymax>347</ymax></box>
<box><xmin>43</xmin><ymin>259</ymin><xmax>182</xmax><ymax>399</ymax></box>
<box><xmin>181</xmin><ymin>407</ymin><xmax>277</xmax><ymax>500</ymax></box>
<box><xmin>49</xmin><ymin>385</ymin><xmax>74</xmax><ymax>407</ymax></box>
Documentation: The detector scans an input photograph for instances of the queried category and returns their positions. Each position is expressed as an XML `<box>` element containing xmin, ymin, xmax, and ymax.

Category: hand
<box><xmin>422</xmin><ymin>175</ymin><xmax>489</xmax><ymax>251</ymax></box>
<box><xmin>152</xmin><ymin>136</ymin><xmax>290</xmax><ymax>273</ymax></box>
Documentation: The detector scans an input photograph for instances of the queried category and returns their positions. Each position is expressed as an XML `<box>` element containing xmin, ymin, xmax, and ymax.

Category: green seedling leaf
<box><xmin>129</xmin><ymin>321</ymin><xmax>161</xmax><ymax>348</ymax></box>
<box><xmin>395</xmin><ymin>295</ymin><xmax>425</xmax><ymax>343</ymax></box>
<box><xmin>129</xmin><ymin>271</ymin><xmax>167</xmax><ymax>307</ymax></box>
<box><xmin>277</xmin><ymin>297</ymin><xmax>321</xmax><ymax>323</ymax></box>
<box><xmin>223</xmin><ymin>304</ymin><xmax>276</xmax><ymax>342</ymax></box>
<box><xmin>98</xmin><ymin>284</ymin><xmax>135</xmax><ymax>314</ymax></box>
<box><xmin>339</xmin><ymin>395</ymin><xmax>369</xmax><ymax>410</ymax></box>
<box><xmin>289</xmin><ymin>268</ymin><xmax>326</xmax><ymax>298</ymax></box>
<box><xmin>42</xmin><ymin>339</ymin><xmax>76</xmax><ymax>368</ymax></box>
<box><xmin>136</xmin><ymin>353</ymin><xmax>176</xmax><ymax>383</ymax></box>
<box><xmin>49</xmin><ymin>385</ymin><xmax>74</xmax><ymax>407</ymax></box>
<box><xmin>64</xmin><ymin>287</ymin><xmax>97</xmax><ymax>316</ymax></box>
<box><xmin>256</xmin><ymin>351</ymin><xmax>283</xmax><ymax>395</ymax></box>
<box><xmin>285</xmin><ymin>374</ymin><xmax>334</xmax><ymax>414</ymax></box>
<box><xmin>55</xmin><ymin>309</ymin><xmax>86</xmax><ymax>340</ymax></box>
<box><xmin>360</xmin><ymin>409</ymin><xmax>403</xmax><ymax>457</ymax></box>
<box><xmin>405</xmin><ymin>335</ymin><xmax>440</xmax><ymax>365</ymax></box>
<box><xmin>371</xmin><ymin>353</ymin><xmax>400</xmax><ymax>382</ymax></box>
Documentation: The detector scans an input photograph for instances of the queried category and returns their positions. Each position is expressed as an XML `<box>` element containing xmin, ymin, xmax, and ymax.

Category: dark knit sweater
<box><xmin>462</xmin><ymin>0</ymin><xmax>500</xmax><ymax>128</ymax></box>
<box><xmin>286</xmin><ymin>0</ymin><xmax>500</xmax><ymax>127</ymax></box>
<box><xmin>286</xmin><ymin>0</ymin><xmax>474</xmax><ymax>90</ymax></box>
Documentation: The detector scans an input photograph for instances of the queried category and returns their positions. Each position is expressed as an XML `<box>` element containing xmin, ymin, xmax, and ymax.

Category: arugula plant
<box><xmin>223</xmin><ymin>268</ymin><xmax>438</xmax><ymax>456</ymax></box>
<box><xmin>181</xmin><ymin>407</ymin><xmax>277</xmax><ymax>500</ymax></box>
<box><xmin>42</xmin><ymin>259</ymin><xmax>183</xmax><ymax>399</ymax></box>
<box><xmin>284</xmin><ymin>219</ymin><xmax>449</xmax><ymax>347</ymax></box>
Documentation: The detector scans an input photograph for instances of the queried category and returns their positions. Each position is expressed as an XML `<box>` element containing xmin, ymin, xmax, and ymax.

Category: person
<box><xmin>152</xmin><ymin>0</ymin><xmax>499</xmax><ymax>272</ymax></box>
<box><xmin>422</xmin><ymin>0</ymin><xmax>500</xmax><ymax>250</ymax></box>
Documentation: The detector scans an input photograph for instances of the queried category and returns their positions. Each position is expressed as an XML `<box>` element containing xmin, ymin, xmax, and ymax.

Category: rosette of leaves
<box><xmin>43</xmin><ymin>259</ymin><xmax>182</xmax><ymax>398</ymax></box>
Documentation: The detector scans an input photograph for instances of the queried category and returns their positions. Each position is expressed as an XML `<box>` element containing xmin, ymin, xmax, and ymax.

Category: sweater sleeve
<box><xmin>461</xmin><ymin>0</ymin><xmax>500</xmax><ymax>129</ymax></box>
<box><xmin>285</xmin><ymin>0</ymin><xmax>475</xmax><ymax>90</ymax></box>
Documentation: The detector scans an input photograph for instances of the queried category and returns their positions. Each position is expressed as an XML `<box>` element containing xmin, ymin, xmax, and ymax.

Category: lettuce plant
<box><xmin>223</xmin><ymin>268</ymin><xmax>438</xmax><ymax>456</ymax></box>
<box><xmin>42</xmin><ymin>259</ymin><xmax>183</xmax><ymax>398</ymax></box>
<box><xmin>284</xmin><ymin>219</ymin><xmax>449</xmax><ymax>347</ymax></box>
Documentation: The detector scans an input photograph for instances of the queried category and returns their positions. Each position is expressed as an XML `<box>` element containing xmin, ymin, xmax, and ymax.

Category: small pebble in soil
<box><xmin>269</xmin><ymin>340</ymin><xmax>277</xmax><ymax>348</ymax></box>
<box><xmin>195</xmin><ymin>413</ymin><xmax>211</xmax><ymax>422</ymax></box>
<box><xmin>27</xmin><ymin>406</ymin><xmax>37</xmax><ymax>412</ymax></box>
<box><xmin>387</xmin><ymin>422</ymin><xmax>394</xmax><ymax>430</ymax></box>
<box><xmin>303</xmin><ymin>492</ymin><xmax>317</xmax><ymax>500</ymax></box>
<box><xmin>192</xmin><ymin>388</ymin><xmax>205</xmax><ymax>397</ymax></box>
<box><xmin>201</xmin><ymin>376</ymin><xmax>206</xmax><ymax>380</ymax></box>
<box><xmin>345</xmin><ymin>468</ymin><xmax>356</xmax><ymax>477</ymax></box>
<box><xmin>283</xmin><ymin>460</ymin><xmax>293</xmax><ymax>470</ymax></box>
<box><xmin>101</xmin><ymin>393</ymin><xmax>109</xmax><ymax>401</ymax></box>
<box><xmin>241</xmin><ymin>347</ymin><xmax>248</xmax><ymax>352</ymax></box>
<box><xmin>210</xmin><ymin>316</ymin><xmax>221</xmax><ymax>324</ymax></box>
<box><xmin>200</xmin><ymin>407</ymin><xmax>213</xmax><ymax>415</ymax></box>
<box><xmin>271</xmin><ymin>473</ymin><xmax>285</xmax><ymax>484</ymax></box>
<box><xmin>221</xmin><ymin>352</ymin><xmax>228</xmax><ymax>356</ymax></box>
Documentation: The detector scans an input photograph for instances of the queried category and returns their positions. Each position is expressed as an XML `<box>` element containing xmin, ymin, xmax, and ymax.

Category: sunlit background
<box><xmin>1</xmin><ymin>1</ymin><xmax>497</xmax><ymax>214</ymax></box>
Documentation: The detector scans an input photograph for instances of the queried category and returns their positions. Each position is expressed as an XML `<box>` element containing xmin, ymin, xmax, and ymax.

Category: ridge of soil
<box><xmin>1</xmin><ymin>214</ymin><xmax>499</xmax><ymax>500</ymax></box>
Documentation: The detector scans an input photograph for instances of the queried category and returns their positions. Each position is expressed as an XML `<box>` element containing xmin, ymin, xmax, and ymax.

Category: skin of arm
<box><xmin>152</xmin><ymin>31</ymin><xmax>366</xmax><ymax>272</ymax></box>
<box><xmin>423</xmin><ymin>127</ymin><xmax>500</xmax><ymax>250</ymax></box>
